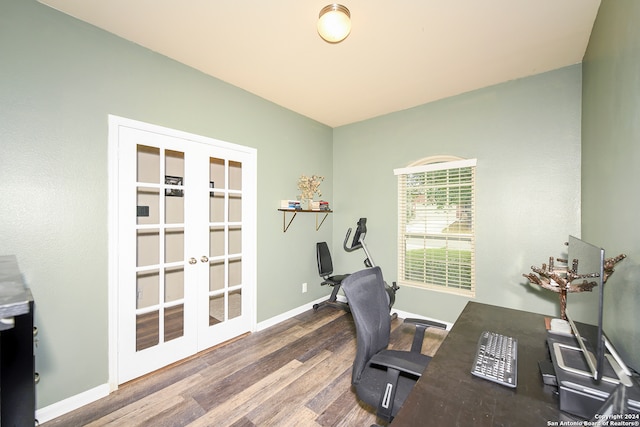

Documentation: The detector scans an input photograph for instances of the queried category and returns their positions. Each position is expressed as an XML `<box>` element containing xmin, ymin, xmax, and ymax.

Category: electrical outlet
<box><xmin>302</xmin><ymin>282</ymin><xmax>308</xmax><ymax>293</ymax></box>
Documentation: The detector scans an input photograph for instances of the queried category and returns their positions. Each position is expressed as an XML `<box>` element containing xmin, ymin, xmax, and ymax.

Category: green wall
<box><xmin>0</xmin><ymin>0</ymin><xmax>334</xmax><ymax>409</ymax></box>
<box><xmin>6</xmin><ymin>0</ymin><xmax>631</xmax><ymax>415</ymax></box>
<box><xmin>582</xmin><ymin>0</ymin><xmax>640</xmax><ymax>373</ymax></box>
<box><xmin>332</xmin><ymin>66</ymin><xmax>583</xmax><ymax>324</ymax></box>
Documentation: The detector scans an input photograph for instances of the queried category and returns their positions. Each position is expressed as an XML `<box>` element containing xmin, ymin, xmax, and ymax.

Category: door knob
<box><xmin>201</xmin><ymin>256</ymin><xmax>209</xmax><ymax>263</ymax></box>
<box><xmin>188</xmin><ymin>257</ymin><xmax>197</xmax><ymax>265</ymax></box>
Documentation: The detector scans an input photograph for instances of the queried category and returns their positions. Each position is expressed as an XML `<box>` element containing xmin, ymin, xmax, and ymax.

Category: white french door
<box><xmin>109</xmin><ymin>116</ymin><xmax>256</xmax><ymax>384</ymax></box>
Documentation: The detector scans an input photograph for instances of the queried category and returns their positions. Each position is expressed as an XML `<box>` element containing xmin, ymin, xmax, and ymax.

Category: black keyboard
<box><xmin>471</xmin><ymin>330</ymin><xmax>518</xmax><ymax>388</ymax></box>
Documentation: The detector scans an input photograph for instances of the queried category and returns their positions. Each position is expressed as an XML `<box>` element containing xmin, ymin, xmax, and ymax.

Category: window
<box><xmin>394</xmin><ymin>157</ymin><xmax>476</xmax><ymax>296</ymax></box>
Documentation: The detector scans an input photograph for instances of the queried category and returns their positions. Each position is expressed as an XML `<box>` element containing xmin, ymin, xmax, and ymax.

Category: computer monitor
<box><xmin>565</xmin><ymin>235</ymin><xmax>606</xmax><ymax>382</ymax></box>
<box><xmin>562</xmin><ymin>236</ymin><xmax>632</xmax><ymax>386</ymax></box>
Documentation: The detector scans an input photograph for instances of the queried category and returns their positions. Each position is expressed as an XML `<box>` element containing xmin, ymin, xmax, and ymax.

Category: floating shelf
<box><xmin>277</xmin><ymin>209</ymin><xmax>332</xmax><ymax>232</ymax></box>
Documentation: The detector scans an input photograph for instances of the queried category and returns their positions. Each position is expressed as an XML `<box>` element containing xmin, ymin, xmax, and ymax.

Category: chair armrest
<box><xmin>404</xmin><ymin>317</ymin><xmax>447</xmax><ymax>330</ymax></box>
<box><xmin>404</xmin><ymin>318</ymin><xmax>447</xmax><ymax>353</ymax></box>
<box><xmin>369</xmin><ymin>352</ymin><xmax>425</xmax><ymax>377</ymax></box>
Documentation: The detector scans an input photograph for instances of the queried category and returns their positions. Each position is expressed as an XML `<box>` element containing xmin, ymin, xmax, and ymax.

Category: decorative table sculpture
<box><xmin>522</xmin><ymin>244</ymin><xmax>626</xmax><ymax>320</ymax></box>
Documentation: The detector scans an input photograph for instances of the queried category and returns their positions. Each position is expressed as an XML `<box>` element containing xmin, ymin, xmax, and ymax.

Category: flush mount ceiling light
<box><xmin>317</xmin><ymin>4</ymin><xmax>351</xmax><ymax>43</ymax></box>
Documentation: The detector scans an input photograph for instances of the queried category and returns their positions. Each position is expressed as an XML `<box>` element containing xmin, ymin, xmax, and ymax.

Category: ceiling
<box><xmin>38</xmin><ymin>0</ymin><xmax>601</xmax><ymax>128</ymax></box>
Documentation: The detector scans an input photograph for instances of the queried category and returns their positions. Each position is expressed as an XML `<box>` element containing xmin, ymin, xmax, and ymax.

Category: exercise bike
<box><xmin>343</xmin><ymin>218</ymin><xmax>399</xmax><ymax>310</ymax></box>
<box><xmin>314</xmin><ymin>218</ymin><xmax>399</xmax><ymax>312</ymax></box>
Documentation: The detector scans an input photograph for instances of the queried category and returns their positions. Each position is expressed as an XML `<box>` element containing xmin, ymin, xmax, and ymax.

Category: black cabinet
<box><xmin>0</xmin><ymin>256</ymin><xmax>36</xmax><ymax>427</ymax></box>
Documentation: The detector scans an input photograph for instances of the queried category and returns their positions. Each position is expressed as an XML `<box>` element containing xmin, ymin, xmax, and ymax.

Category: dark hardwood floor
<box><xmin>43</xmin><ymin>308</ymin><xmax>447</xmax><ymax>427</ymax></box>
<box><xmin>136</xmin><ymin>305</ymin><xmax>185</xmax><ymax>351</ymax></box>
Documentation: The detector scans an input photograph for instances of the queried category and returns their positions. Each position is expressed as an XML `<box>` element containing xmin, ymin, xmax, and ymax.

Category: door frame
<box><xmin>107</xmin><ymin>115</ymin><xmax>257</xmax><ymax>391</ymax></box>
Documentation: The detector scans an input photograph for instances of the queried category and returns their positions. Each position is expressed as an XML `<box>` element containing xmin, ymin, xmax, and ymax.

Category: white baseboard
<box><xmin>36</xmin><ymin>383</ymin><xmax>110</xmax><ymax>424</ymax></box>
<box><xmin>37</xmin><ymin>298</ymin><xmax>450</xmax><ymax>423</ymax></box>
<box><xmin>256</xmin><ymin>295</ymin><xmax>452</xmax><ymax>331</ymax></box>
<box><xmin>256</xmin><ymin>295</ymin><xmax>334</xmax><ymax>331</ymax></box>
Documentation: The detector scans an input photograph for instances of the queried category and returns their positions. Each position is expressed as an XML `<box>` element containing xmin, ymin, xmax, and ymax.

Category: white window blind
<box><xmin>394</xmin><ymin>158</ymin><xmax>476</xmax><ymax>295</ymax></box>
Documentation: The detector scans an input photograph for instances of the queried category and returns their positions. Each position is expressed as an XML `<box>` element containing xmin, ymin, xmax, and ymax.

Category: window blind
<box><xmin>395</xmin><ymin>159</ymin><xmax>476</xmax><ymax>295</ymax></box>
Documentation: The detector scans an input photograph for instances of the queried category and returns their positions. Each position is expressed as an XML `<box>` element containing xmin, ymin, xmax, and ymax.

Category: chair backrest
<box><xmin>316</xmin><ymin>242</ymin><xmax>334</xmax><ymax>277</ymax></box>
<box><xmin>340</xmin><ymin>266</ymin><xmax>391</xmax><ymax>384</ymax></box>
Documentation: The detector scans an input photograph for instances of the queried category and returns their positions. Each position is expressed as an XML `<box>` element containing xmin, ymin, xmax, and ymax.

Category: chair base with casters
<box><xmin>341</xmin><ymin>267</ymin><xmax>447</xmax><ymax>424</ymax></box>
<box><xmin>313</xmin><ymin>241</ymin><xmax>350</xmax><ymax>312</ymax></box>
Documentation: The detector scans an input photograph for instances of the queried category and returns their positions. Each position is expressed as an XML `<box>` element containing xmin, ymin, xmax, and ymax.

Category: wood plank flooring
<box><xmin>42</xmin><ymin>308</ymin><xmax>448</xmax><ymax>427</ymax></box>
<box><xmin>136</xmin><ymin>305</ymin><xmax>185</xmax><ymax>351</ymax></box>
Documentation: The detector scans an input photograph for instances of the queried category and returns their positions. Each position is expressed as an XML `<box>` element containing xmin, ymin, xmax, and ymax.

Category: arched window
<box><xmin>394</xmin><ymin>156</ymin><xmax>476</xmax><ymax>296</ymax></box>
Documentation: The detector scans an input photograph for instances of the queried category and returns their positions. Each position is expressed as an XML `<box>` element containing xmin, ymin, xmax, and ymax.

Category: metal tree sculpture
<box><xmin>522</xmin><ymin>250</ymin><xmax>626</xmax><ymax>320</ymax></box>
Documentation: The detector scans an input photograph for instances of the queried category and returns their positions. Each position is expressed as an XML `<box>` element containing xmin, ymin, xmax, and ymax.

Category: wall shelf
<box><xmin>277</xmin><ymin>209</ymin><xmax>332</xmax><ymax>232</ymax></box>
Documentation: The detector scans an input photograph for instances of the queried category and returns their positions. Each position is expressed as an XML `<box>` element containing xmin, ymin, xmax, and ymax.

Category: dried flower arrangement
<box><xmin>297</xmin><ymin>174</ymin><xmax>324</xmax><ymax>201</ymax></box>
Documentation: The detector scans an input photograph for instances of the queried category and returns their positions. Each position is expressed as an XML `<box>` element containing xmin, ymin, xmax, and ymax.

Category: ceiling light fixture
<box><xmin>317</xmin><ymin>4</ymin><xmax>351</xmax><ymax>43</ymax></box>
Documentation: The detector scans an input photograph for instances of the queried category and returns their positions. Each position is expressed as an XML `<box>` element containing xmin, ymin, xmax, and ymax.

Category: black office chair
<box><xmin>341</xmin><ymin>266</ymin><xmax>447</xmax><ymax>423</ymax></box>
<box><xmin>313</xmin><ymin>241</ymin><xmax>350</xmax><ymax>311</ymax></box>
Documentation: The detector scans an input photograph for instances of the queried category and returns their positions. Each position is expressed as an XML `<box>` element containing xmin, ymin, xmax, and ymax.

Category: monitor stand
<box><xmin>552</xmin><ymin>342</ymin><xmax>632</xmax><ymax>387</ymax></box>
<box><xmin>547</xmin><ymin>334</ymin><xmax>640</xmax><ymax>419</ymax></box>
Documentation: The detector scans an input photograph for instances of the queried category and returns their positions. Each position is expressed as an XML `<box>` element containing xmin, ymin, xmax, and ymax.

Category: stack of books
<box><xmin>310</xmin><ymin>200</ymin><xmax>330</xmax><ymax>211</ymax></box>
<box><xmin>280</xmin><ymin>200</ymin><xmax>301</xmax><ymax>210</ymax></box>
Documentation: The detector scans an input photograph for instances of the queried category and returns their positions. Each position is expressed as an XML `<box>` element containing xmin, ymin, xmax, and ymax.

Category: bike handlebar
<box><xmin>343</xmin><ymin>228</ymin><xmax>362</xmax><ymax>252</ymax></box>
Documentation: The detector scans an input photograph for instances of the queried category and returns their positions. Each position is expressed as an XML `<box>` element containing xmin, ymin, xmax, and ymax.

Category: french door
<box><xmin>110</xmin><ymin>116</ymin><xmax>256</xmax><ymax>384</ymax></box>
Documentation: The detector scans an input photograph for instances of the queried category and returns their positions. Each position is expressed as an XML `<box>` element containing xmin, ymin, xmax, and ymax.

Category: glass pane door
<box><xmin>135</xmin><ymin>145</ymin><xmax>187</xmax><ymax>351</ymax></box>
<box><xmin>113</xmin><ymin>117</ymin><xmax>256</xmax><ymax>384</ymax></box>
<box><xmin>207</xmin><ymin>157</ymin><xmax>243</xmax><ymax>326</ymax></box>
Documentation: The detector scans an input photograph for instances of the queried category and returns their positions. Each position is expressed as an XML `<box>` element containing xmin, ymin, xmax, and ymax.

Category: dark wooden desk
<box><xmin>392</xmin><ymin>301</ymin><xmax>571</xmax><ymax>426</ymax></box>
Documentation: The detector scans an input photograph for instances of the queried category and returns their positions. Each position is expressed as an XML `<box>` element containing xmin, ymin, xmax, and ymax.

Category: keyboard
<box><xmin>471</xmin><ymin>330</ymin><xmax>518</xmax><ymax>388</ymax></box>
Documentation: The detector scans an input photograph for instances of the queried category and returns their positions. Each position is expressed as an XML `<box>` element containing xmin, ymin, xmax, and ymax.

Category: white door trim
<box><xmin>107</xmin><ymin>115</ymin><xmax>257</xmax><ymax>391</ymax></box>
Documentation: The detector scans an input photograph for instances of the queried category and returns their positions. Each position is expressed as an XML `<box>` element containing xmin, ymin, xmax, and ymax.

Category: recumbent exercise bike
<box><xmin>313</xmin><ymin>218</ymin><xmax>399</xmax><ymax>312</ymax></box>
